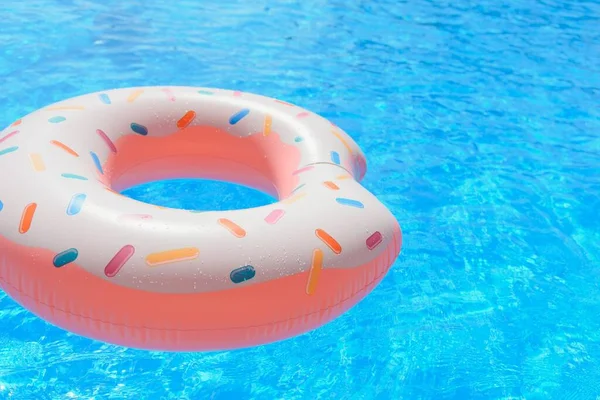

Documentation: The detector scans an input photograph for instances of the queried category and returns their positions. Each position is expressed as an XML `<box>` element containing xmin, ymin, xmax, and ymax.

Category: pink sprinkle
<box><xmin>96</xmin><ymin>129</ymin><xmax>117</xmax><ymax>153</ymax></box>
<box><xmin>292</xmin><ymin>165</ymin><xmax>314</xmax><ymax>175</ymax></box>
<box><xmin>104</xmin><ymin>244</ymin><xmax>135</xmax><ymax>277</ymax></box>
<box><xmin>296</xmin><ymin>112</ymin><xmax>310</xmax><ymax>118</ymax></box>
<box><xmin>366</xmin><ymin>231</ymin><xmax>383</xmax><ymax>250</ymax></box>
<box><xmin>265</xmin><ymin>209</ymin><xmax>285</xmax><ymax>225</ymax></box>
<box><xmin>162</xmin><ymin>88</ymin><xmax>176</xmax><ymax>101</ymax></box>
<box><xmin>233</xmin><ymin>91</ymin><xmax>242</xmax><ymax>97</ymax></box>
<box><xmin>0</xmin><ymin>130</ymin><xmax>19</xmax><ymax>144</ymax></box>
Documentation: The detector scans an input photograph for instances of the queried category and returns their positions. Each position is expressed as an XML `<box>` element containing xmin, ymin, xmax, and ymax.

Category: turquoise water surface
<box><xmin>1</xmin><ymin>0</ymin><xmax>600</xmax><ymax>399</ymax></box>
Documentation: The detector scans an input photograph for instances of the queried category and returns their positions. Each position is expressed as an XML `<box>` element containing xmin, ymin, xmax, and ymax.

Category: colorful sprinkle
<box><xmin>53</xmin><ymin>248</ymin><xmax>79</xmax><ymax>268</ymax></box>
<box><xmin>96</xmin><ymin>129</ymin><xmax>117</xmax><ymax>153</ymax></box>
<box><xmin>29</xmin><ymin>153</ymin><xmax>45</xmax><ymax>172</ymax></box>
<box><xmin>90</xmin><ymin>151</ymin><xmax>103</xmax><ymax>174</ymax></box>
<box><xmin>306</xmin><ymin>249</ymin><xmax>323</xmax><ymax>295</ymax></box>
<box><xmin>11</xmin><ymin>119</ymin><xmax>21</xmax><ymax>126</ymax></box>
<box><xmin>336</xmin><ymin>198</ymin><xmax>364</xmax><ymax>208</ymax></box>
<box><xmin>294</xmin><ymin>136</ymin><xmax>303</xmax><ymax>142</ymax></box>
<box><xmin>263</xmin><ymin>115</ymin><xmax>272</xmax><ymax>136</ymax></box>
<box><xmin>218</xmin><ymin>218</ymin><xmax>246</xmax><ymax>238</ymax></box>
<box><xmin>337</xmin><ymin>174</ymin><xmax>351</xmax><ymax>180</ymax></box>
<box><xmin>130</xmin><ymin>122</ymin><xmax>148</xmax><ymax>135</ymax></box>
<box><xmin>145</xmin><ymin>247</ymin><xmax>199</xmax><ymax>267</ymax></box>
<box><xmin>281</xmin><ymin>192</ymin><xmax>306</xmax><ymax>204</ymax></box>
<box><xmin>50</xmin><ymin>140</ymin><xmax>79</xmax><ymax>157</ymax></box>
<box><xmin>197</xmin><ymin>90</ymin><xmax>213</xmax><ymax>95</ymax></box>
<box><xmin>332</xmin><ymin>129</ymin><xmax>353</xmax><ymax>154</ymax></box>
<box><xmin>0</xmin><ymin>200</ymin><xmax>3</xmax><ymax>212</ymax></box>
<box><xmin>0</xmin><ymin>130</ymin><xmax>19</xmax><ymax>144</ymax></box>
<box><xmin>0</xmin><ymin>146</ymin><xmax>18</xmax><ymax>157</ymax></box>
<box><xmin>330</xmin><ymin>151</ymin><xmax>340</xmax><ymax>164</ymax></box>
<box><xmin>291</xmin><ymin>183</ymin><xmax>306</xmax><ymax>193</ymax></box>
<box><xmin>296</xmin><ymin>111</ymin><xmax>310</xmax><ymax>118</ymax></box>
<box><xmin>99</xmin><ymin>93</ymin><xmax>111</xmax><ymax>104</ymax></box>
<box><xmin>229</xmin><ymin>109</ymin><xmax>250</xmax><ymax>125</ymax></box>
<box><xmin>233</xmin><ymin>91</ymin><xmax>242</xmax><ymax>97</ymax></box>
<box><xmin>230</xmin><ymin>265</ymin><xmax>255</xmax><ymax>284</ymax></box>
<box><xmin>104</xmin><ymin>245</ymin><xmax>135</xmax><ymax>277</ymax></box>
<box><xmin>66</xmin><ymin>193</ymin><xmax>87</xmax><ymax>216</ymax></box>
<box><xmin>366</xmin><ymin>231</ymin><xmax>383</xmax><ymax>250</ymax></box>
<box><xmin>323</xmin><ymin>181</ymin><xmax>340</xmax><ymax>190</ymax></box>
<box><xmin>315</xmin><ymin>228</ymin><xmax>342</xmax><ymax>254</ymax></box>
<box><xmin>177</xmin><ymin>110</ymin><xmax>196</xmax><ymax>129</ymax></box>
<box><xmin>264</xmin><ymin>209</ymin><xmax>285</xmax><ymax>224</ymax></box>
<box><xmin>48</xmin><ymin>116</ymin><xmax>66</xmax><ymax>123</ymax></box>
<box><xmin>292</xmin><ymin>165</ymin><xmax>314</xmax><ymax>175</ymax></box>
<box><xmin>19</xmin><ymin>203</ymin><xmax>37</xmax><ymax>234</ymax></box>
<box><xmin>162</xmin><ymin>88</ymin><xmax>176</xmax><ymax>101</ymax></box>
<box><xmin>127</xmin><ymin>89</ymin><xmax>144</xmax><ymax>102</ymax></box>
<box><xmin>61</xmin><ymin>173</ymin><xmax>88</xmax><ymax>180</ymax></box>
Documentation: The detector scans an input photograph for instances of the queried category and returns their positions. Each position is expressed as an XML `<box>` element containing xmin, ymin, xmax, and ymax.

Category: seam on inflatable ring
<box><xmin>0</xmin><ymin>251</ymin><xmax>392</xmax><ymax>333</ymax></box>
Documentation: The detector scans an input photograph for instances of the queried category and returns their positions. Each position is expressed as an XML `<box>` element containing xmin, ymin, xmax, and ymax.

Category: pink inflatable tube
<box><xmin>0</xmin><ymin>87</ymin><xmax>402</xmax><ymax>351</ymax></box>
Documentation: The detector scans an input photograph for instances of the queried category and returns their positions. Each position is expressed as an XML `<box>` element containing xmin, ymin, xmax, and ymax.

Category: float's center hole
<box><xmin>120</xmin><ymin>178</ymin><xmax>277</xmax><ymax>211</ymax></box>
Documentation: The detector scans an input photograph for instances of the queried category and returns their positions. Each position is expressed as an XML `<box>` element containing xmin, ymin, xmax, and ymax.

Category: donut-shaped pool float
<box><xmin>0</xmin><ymin>87</ymin><xmax>402</xmax><ymax>351</ymax></box>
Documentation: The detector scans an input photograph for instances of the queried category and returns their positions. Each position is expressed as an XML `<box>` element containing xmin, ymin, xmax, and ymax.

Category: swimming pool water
<box><xmin>1</xmin><ymin>0</ymin><xmax>599</xmax><ymax>399</ymax></box>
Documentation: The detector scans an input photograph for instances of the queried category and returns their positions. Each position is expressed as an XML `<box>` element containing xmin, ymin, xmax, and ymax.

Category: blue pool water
<box><xmin>1</xmin><ymin>0</ymin><xmax>599</xmax><ymax>398</ymax></box>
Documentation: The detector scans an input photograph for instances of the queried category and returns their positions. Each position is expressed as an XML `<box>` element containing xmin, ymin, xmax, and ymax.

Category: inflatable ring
<box><xmin>0</xmin><ymin>87</ymin><xmax>402</xmax><ymax>351</ymax></box>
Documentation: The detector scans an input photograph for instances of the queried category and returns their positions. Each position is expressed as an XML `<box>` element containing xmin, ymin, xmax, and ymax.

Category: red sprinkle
<box><xmin>96</xmin><ymin>129</ymin><xmax>117</xmax><ymax>153</ymax></box>
<box><xmin>104</xmin><ymin>245</ymin><xmax>135</xmax><ymax>277</ymax></box>
<box><xmin>366</xmin><ymin>231</ymin><xmax>383</xmax><ymax>250</ymax></box>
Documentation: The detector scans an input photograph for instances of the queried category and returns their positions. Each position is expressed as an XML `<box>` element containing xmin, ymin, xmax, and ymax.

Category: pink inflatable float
<box><xmin>0</xmin><ymin>87</ymin><xmax>402</xmax><ymax>351</ymax></box>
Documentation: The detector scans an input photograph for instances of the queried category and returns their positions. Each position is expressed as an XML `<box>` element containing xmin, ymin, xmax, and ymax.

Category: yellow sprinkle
<box><xmin>306</xmin><ymin>249</ymin><xmax>324</xmax><ymax>295</ymax></box>
<box><xmin>331</xmin><ymin>129</ymin><xmax>353</xmax><ymax>154</ymax></box>
<box><xmin>263</xmin><ymin>115</ymin><xmax>272</xmax><ymax>136</ymax></box>
<box><xmin>281</xmin><ymin>192</ymin><xmax>307</xmax><ymax>204</ymax></box>
<box><xmin>29</xmin><ymin>153</ymin><xmax>45</xmax><ymax>172</ymax></box>
<box><xmin>127</xmin><ymin>89</ymin><xmax>144</xmax><ymax>103</ymax></box>
<box><xmin>336</xmin><ymin>174</ymin><xmax>351</xmax><ymax>180</ymax></box>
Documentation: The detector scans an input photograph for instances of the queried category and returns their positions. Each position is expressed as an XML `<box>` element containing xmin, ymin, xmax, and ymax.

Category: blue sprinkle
<box><xmin>229</xmin><ymin>109</ymin><xmax>250</xmax><ymax>125</ymax></box>
<box><xmin>99</xmin><ymin>93</ymin><xmax>111</xmax><ymax>104</ymax></box>
<box><xmin>0</xmin><ymin>200</ymin><xmax>3</xmax><ymax>212</ymax></box>
<box><xmin>61</xmin><ymin>173</ymin><xmax>88</xmax><ymax>181</ymax></box>
<box><xmin>90</xmin><ymin>151</ymin><xmax>103</xmax><ymax>174</ymax></box>
<box><xmin>66</xmin><ymin>193</ymin><xmax>87</xmax><ymax>216</ymax></box>
<box><xmin>53</xmin><ymin>248</ymin><xmax>79</xmax><ymax>268</ymax></box>
<box><xmin>230</xmin><ymin>265</ymin><xmax>256</xmax><ymax>284</ymax></box>
<box><xmin>336</xmin><ymin>198</ymin><xmax>364</xmax><ymax>208</ymax></box>
<box><xmin>130</xmin><ymin>122</ymin><xmax>148</xmax><ymax>135</ymax></box>
<box><xmin>48</xmin><ymin>116</ymin><xmax>66</xmax><ymax>123</ymax></box>
<box><xmin>330</xmin><ymin>151</ymin><xmax>340</xmax><ymax>164</ymax></box>
<box><xmin>292</xmin><ymin>183</ymin><xmax>306</xmax><ymax>193</ymax></box>
<box><xmin>0</xmin><ymin>146</ymin><xmax>18</xmax><ymax>157</ymax></box>
<box><xmin>294</xmin><ymin>136</ymin><xmax>303</xmax><ymax>143</ymax></box>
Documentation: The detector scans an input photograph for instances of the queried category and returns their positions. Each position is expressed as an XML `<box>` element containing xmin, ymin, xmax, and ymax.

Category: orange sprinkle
<box><xmin>315</xmin><ymin>229</ymin><xmax>342</xmax><ymax>254</ymax></box>
<box><xmin>127</xmin><ymin>89</ymin><xmax>144</xmax><ymax>102</ymax></box>
<box><xmin>29</xmin><ymin>153</ymin><xmax>45</xmax><ymax>172</ymax></box>
<box><xmin>323</xmin><ymin>181</ymin><xmax>339</xmax><ymax>190</ymax></box>
<box><xmin>145</xmin><ymin>247</ymin><xmax>199</xmax><ymax>267</ymax></box>
<box><xmin>306</xmin><ymin>249</ymin><xmax>324</xmax><ymax>295</ymax></box>
<box><xmin>263</xmin><ymin>114</ymin><xmax>272</xmax><ymax>136</ymax></box>
<box><xmin>50</xmin><ymin>140</ymin><xmax>79</xmax><ymax>157</ymax></box>
<box><xmin>218</xmin><ymin>218</ymin><xmax>246</xmax><ymax>238</ymax></box>
<box><xmin>331</xmin><ymin>129</ymin><xmax>353</xmax><ymax>154</ymax></box>
<box><xmin>19</xmin><ymin>203</ymin><xmax>37</xmax><ymax>234</ymax></box>
<box><xmin>177</xmin><ymin>110</ymin><xmax>196</xmax><ymax>129</ymax></box>
<box><xmin>11</xmin><ymin>119</ymin><xmax>21</xmax><ymax>127</ymax></box>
